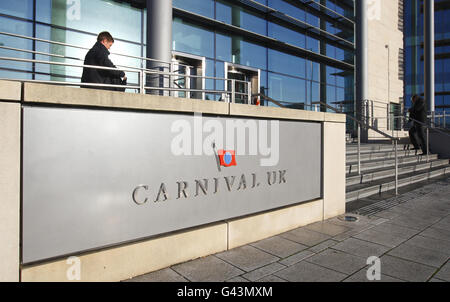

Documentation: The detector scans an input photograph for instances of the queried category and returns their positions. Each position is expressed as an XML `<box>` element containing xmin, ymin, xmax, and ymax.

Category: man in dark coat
<box><xmin>81</xmin><ymin>31</ymin><xmax>126</xmax><ymax>91</ymax></box>
<box><xmin>408</xmin><ymin>94</ymin><xmax>428</xmax><ymax>154</ymax></box>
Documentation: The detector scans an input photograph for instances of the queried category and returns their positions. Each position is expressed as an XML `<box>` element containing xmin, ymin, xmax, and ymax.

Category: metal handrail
<box><xmin>0</xmin><ymin>53</ymin><xmax>252</xmax><ymax>100</ymax></box>
<box><xmin>0</xmin><ymin>44</ymin><xmax>141</xmax><ymax>72</ymax></box>
<box><xmin>0</xmin><ymin>56</ymin><xmax>140</xmax><ymax>74</ymax></box>
<box><xmin>0</xmin><ymin>31</ymin><xmax>190</xmax><ymax>68</ymax></box>
<box><xmin>0</xmin><ymin>77</ymin><xmax>140</xmax><ymax>90</ymax></box>
<box><xmin>311</xmin><ymin>100</ymin><xmax>401</xmax><ymax>195</ymax></box>
<box><xmin>408</xmin><ymin>117</ymin><xmax>450</xmax><ymax>137</ymax></box>
<box><xmin>312</xmin><ymin>101</ymin><xmax>399</xmax><ymax>140</ymax></box>
<box><xmin>0</xmin><ymin>46</ymin><xmax>251</xmax><ymax>101</ymax></box>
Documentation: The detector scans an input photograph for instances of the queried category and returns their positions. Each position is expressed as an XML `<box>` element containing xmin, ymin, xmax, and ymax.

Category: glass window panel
<box><xmin>336</xmin><ymin>69</ymin><xmax>345</xmax><ymax>87</ymax></box>
<box><xmin>268</xmin><ymin>72</ymin><xmax>306</xmax><ymax>104</ymax></box>
<box><xmin>216</xmin><ymin>1</ymin><xmax>266</xmax><ymax>36</ymax></box>
<box><xmin>336</xmin><ymin>87</ymin><xmax>345</xmax><ymax>102</ymax></box>
<box><xmin>216</xmin><ymin>33</ymin><xmax>231</xmax><ymax>62</ymax></box>
<box><xmin>336</xmin><ymin>48</ymin><xmax>344</xmax><ymax>61</ymax></box>
<box><xmin>326</xmin><ymin>66</ymin><xmax>336</xmax><ymax>85</ymax></box>
<box><xmin>239</xmin><ymin>11</ymin><xmax>266</xmax><ymax>36</ymax></box>
<box><xmin>215</xmin><ymin>61</ymin><xmax>225</xmax><ymax>91</ymax></box>
<box><xmin>36</xmin><ymin>0</ymin><xmax>142</xmax><ymax>43</ymax></box>
<box><xmin>443</xmin><ymin>95</ymin><xmax>450</xmax><ymax>109</ymax></box>
<box><xmin>326</xmin><ymin>44</ymin><xmax>336</xmax><ymax>59</ymax></box>
<box><xmin>173</xmin><ymin>18</ymin><xmax>214</xmax><ymax>58</ymax></box>
<box><xmin>173</xmin><ymin>0</ymin><xmax>214</xmax><ymax>18</ymax></box>
<box><xmin>306</xmin><ymin>11</ymin><xmax>319</xmax><ymax>28</ymax></box>
<box><xmin>0</xmin><ymin>0</ymin><xmax>33</xmax><ymax>19</ymax></box>
<box><xmin>445</xmin><ymin>59</ymin><xmax>450</xmax><ymax>91</ymax></box>
<box><xmin>260</xmin><ymin>70</ymin><xmax>267</xmax><ymax>94</ymax></box>
<box><xmin>306</xmin><ymin>60</ymin><xmax>320</xmax><ymax>82</ymax></box>
<box><xmin>306</xmin><ymin>35</ymin><xmax>319</xmax><ymax>53</ymax></box>
<box><xmin>268</xmin><ymin>22</ymin><xmax>305</xmax><ymax>49</ymax></box>
<box><xmin>231</xmin><ymin>38</ymin><xmax>266</xmax><ymax>70</ymax></box>
<box><xmin>268</xmin><ymin>0</ymin><xmax>306</xmax><ymax>22</ymax></box>
<box><xmin>205</xmin><ymin>58</ymin><xmax>214</xmax><ymax>92</ymax></box>
<box><xmin>216</xmin><ymin>1</ymin><xmax>231</xmax><ymax>24</ymax></box>
<box><xmin>269</xmin><ymin>49</ymin><xmax>305</xmax><ymax>78</ymax></box>
<box><xmin>0</xmin><ymin>17</ymin><xmax>33</xmax><ymax>80</ymax></box>
<box><xmin>326</xmin><ymin>85</ymin><xmax>336</xmax><ymax>110</ymax></box>
<box><xmin>306</xmin><ymin>80</ymin><xmax>320</xmax><ymax>109</ymax></box>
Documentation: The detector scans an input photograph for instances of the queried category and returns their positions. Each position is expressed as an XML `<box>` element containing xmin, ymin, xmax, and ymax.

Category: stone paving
<box><xmin>125</xmin><ymin>177</ymin><xmax>450</xmax><ymax>282</ymax></box>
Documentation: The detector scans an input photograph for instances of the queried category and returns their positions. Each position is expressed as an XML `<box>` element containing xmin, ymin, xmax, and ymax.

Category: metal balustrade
<box><xmin>0</xmin><ymin>31</ymin><xmax>253</xmax><ymax>104</ymax></box>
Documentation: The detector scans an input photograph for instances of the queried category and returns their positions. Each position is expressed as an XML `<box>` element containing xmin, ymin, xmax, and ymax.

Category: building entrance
<box><xmin>171</xmin><ymin>52</ymin><xmax>205</xmax><ymax>100</ymax></box>
<box><xmin>225</xmin><ymin>63</ymin><xmax>260</xmax><ymax>104</ymax></box>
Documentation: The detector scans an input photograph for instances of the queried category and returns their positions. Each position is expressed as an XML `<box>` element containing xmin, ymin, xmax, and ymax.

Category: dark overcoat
<box><xmin>81</xmin><ymin>42</ymin><xmax>125</xmax><ymax>91</ymax></box>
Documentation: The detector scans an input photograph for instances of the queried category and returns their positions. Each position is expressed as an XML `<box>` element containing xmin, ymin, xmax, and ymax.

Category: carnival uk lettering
<box><xmin>132</xmin><ymin>170</ymin><xmax>287</xmax><ymax>205</ymax></box>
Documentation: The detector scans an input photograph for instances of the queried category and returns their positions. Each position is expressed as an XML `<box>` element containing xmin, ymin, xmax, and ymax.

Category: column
<box><xmin>146</xmin><ymin>0</ymin><xmax>173</xmax><ymax>95</ymax></box>
<box><xmin>424</xmin><ymin>0</ymin><xmax>435</xmax><ymax>112</ymax></box>
<box><xmin>356</xmin><ymin>0</ymin><xmax>368</xmax><ymax>141</ymax></box>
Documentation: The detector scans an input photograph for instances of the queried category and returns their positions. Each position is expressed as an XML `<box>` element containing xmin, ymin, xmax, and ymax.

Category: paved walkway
<box><xmin>125</xmin><ymin>177</ymin><xmax>450</xmax><ymax>282</ymax></box>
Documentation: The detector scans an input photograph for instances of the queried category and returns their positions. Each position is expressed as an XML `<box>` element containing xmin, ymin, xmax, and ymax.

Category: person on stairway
<box><xmin>408</xmin><ymin>94</ymin><xmax>428</xmax><ymax>155</ymax></box>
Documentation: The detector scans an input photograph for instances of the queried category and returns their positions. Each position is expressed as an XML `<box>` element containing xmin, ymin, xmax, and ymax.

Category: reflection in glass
<box><xmin>269</xmin><ymin>49</ymin><xmax>305</xmax><ymax>78</ymax></box>
<box><xmin>36</xmin><ymin>0</ymin><xmax>142</xmax><ymax>43</ymax></box>
<box><xmin>0</xmin><ymin>0</ymin><xmax>33</xmax><ymax>19</ymax></box>
<box><xmin>173</xmin><ymin>18</ymin><xmax>214</xmax><ymax>59</ymax></box>
<box><xmin>216</xmin><ymin>0</ymin><xmax>266</xmax><ymax>36</ymax></box>
<box><xmin>173</xmin><ymin>0</ymin><xmax>214</xmax><ymax>18</ymax></box>
<box><xmin>268</xmin><ymin>72</ymin><xmax>306</xmax><ymax>104</ymax></box>
<box><xmin>269</xmin><ymin>23</ymin><xmax>305</xmax><ymax>49</ymax></box>
<box><xmin>216</xmin><ymin>33</ymin><xmax>231</xmax><ymax>62</ymax></box>
<box><xmin>0</xmin><ymin>17</ymin><xmax>33</xmax><ymax>80</ymax></box>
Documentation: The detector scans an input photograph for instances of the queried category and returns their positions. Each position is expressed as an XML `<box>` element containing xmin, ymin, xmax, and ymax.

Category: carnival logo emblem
<box><xmin>218</xmin><ymin>150</ymin><xmax>237</xmax><ymax>167</ymax></box>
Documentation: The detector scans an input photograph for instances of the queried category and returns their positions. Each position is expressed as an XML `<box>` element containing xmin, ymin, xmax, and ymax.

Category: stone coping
<box><xmin>19</xmin><ymin>82</ymin><xmax>346</xmax><ymax>123</ymax></box>
<box><xmin>0</xmin><ymin>80</ymin><xmax>22</xmax><ymax>102</ymax></box>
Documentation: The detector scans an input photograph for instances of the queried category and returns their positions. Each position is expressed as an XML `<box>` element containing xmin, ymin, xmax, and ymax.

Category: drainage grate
<box><xmin>338</xmin><ymin>215</ymin><xmax>359</xmax><ymax>222</ymax></box>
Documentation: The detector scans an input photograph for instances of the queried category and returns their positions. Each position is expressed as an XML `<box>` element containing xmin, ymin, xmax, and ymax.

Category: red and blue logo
<box><xmin>218</xmin><ymin>150</ymin><xmax>237</xmax><ymax>167</ymax></box>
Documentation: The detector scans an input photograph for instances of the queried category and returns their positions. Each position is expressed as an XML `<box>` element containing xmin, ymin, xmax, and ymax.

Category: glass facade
<box><xmin>0</xmin><ymin>0</ymin><xmax>355</xmax><ymax>111</ymax></box>
<box><xmin>404</xmin><ymin>0</ymin><xmax>450</xmax><ymax>114</ymax></box>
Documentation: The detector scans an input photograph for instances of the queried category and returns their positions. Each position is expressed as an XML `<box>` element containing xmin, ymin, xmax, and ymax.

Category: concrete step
<box><xmin>346</xmin><ymin>159</ymin><xmax>450</xmax><ymax>186</ymax></box>
<box><xmin>346</xmin><ymin>154</ymin><xmax>439</xmax><ymax>174</ymax></box>
<box><xmin>345</xmin><ymin>165</ymin><xmax>450</xmax><ymax>203</ymax></box>
<box><xmin>346</xmin><ymin>149</ymin><xmax>420</xmax><ymax>162</ymax></box>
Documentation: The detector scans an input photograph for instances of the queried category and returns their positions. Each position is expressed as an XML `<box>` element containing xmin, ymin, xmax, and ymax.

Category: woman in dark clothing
<box><xmin>408</xmin><ymin>94</ymin><xmax>428</xmax><ymax>155</ymax></box>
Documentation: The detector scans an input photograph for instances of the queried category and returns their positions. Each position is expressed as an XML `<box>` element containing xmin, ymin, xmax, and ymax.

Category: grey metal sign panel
<box><xmin>22</xmin><ymin>106</ymin><xmax>322</xmax><ymax>264</ymax></box>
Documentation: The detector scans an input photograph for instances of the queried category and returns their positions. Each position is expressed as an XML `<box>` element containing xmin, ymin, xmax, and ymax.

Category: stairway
<box><xmin>346</xmin><ymin>143</ymin><xmax>450</xmax><ymax>203</ymax></box>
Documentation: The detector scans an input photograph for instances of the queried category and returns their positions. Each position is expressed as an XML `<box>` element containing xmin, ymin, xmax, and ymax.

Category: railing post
<box><xmin>357</xmin><ymin>123</ymin><xmax>361</xmax><ymax>175</ymax></box>
<box><xmin>426</xmin><ymin>127</ymin><xmax>430</xmax><ymax>163</ymax></box>
<box><xmin>169</xmin><ymin>62</ymin><xmax>174</xmax><ymax>97</ymax></box>
<box><xmin>186</xmin><ymin>68</ymin><xmax>191</xmax><ymax>99</ymax></box>
<box><xmin>444</xmin><ymin>111</ymin><xmax>446</xmax><ymax>128</ymax></box>
<box><xmin>394</xmin><ymin>139</ymin><xmax>398</xmax><ymax>196</ymax></box>
<box><xmin>392</xmin><ymin>116</ymin><xmax>395</xmax><ymax>139</ymax></box>
<box><xmin>387</xmin><ymin>103</ymin><xmax>390</xmax><ymax>131</ymax></box>
<box><xmin>432</xmin><ymin>111</ymin><xmax>436</xmax><ymax>128</ymax></box>
<box><xmin>247</xmin><ymin>81</ymin><xmax>252</xmax><ymax>105</ymax></box>
<box><xmin>140</xmin><ymin>70</ymin><xmax>145</xmax><ymax>94</ymax></box>
<box><xmin>231</xmin><ymin>79</ymin><xmax>236</xmax><ymax>103</ymax></box>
